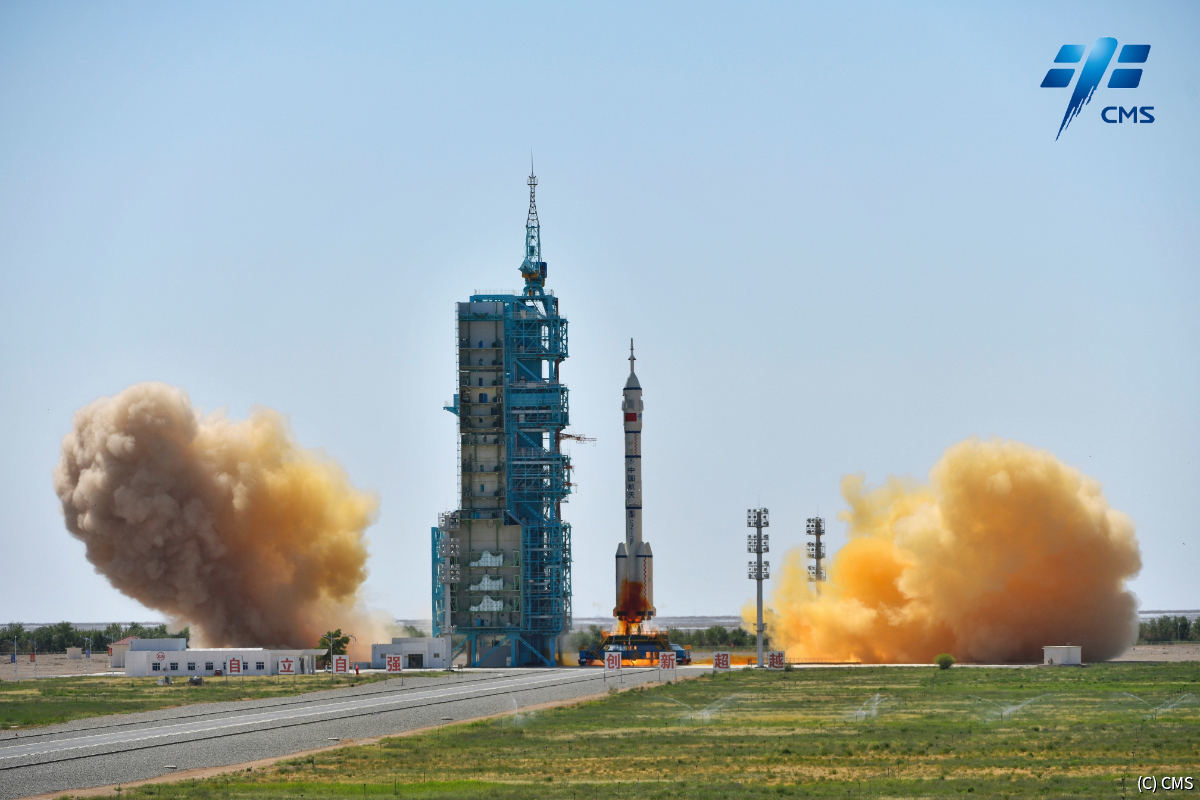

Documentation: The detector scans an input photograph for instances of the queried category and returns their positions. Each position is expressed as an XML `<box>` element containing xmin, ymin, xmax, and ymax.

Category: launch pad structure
<box><xmin>431</xmin><ymin>168</ymin><xmax>572</xmax><ymax>667</ymax></box>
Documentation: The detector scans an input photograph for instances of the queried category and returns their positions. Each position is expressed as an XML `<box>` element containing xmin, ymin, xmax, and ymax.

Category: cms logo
<box><xmin>1040</xmin><ymin>37</ymin><xmax>1153</xmax><ymax>139</ymax></box>
<box><xmin>1101</xmin><ymin>106</ymin><xmax>1154</xmax><ymax>124</ymax></box>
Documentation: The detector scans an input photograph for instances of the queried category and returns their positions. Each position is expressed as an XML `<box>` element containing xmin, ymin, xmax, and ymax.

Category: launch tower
<box><xmin>431</xmin><ymin>168</ymin><xmax>572</xmax><ymax>667</ymax></box>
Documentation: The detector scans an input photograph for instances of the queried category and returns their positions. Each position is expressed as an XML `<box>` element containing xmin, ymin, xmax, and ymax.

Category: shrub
<box><xmin>935</xmin><ymin>653</ymin><xmax>955</xmax><ymax>670</ymax></box>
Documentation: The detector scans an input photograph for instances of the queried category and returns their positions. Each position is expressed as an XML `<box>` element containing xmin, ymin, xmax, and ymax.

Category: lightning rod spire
<box><xmin>519</xmin><ymin>156</ymin><xmax>545</xmax><ymax>295</ymax></box>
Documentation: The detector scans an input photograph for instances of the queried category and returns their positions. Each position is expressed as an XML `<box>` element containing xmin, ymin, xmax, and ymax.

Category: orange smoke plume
<box><xmin>753</xmin><ymin>439</ymin><xmax>1141</xmax><ymax>663</ymax></box>
<box><xmin>53</xmin><ymin>383</ymin><xmax>385</xmax><ymax>652</ymax></box>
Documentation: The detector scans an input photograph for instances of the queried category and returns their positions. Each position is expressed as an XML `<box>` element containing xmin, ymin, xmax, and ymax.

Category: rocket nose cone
<box><xmin>638</xmin><ymin>541</ymin><xmax>653</xmax><ymax>557</ymax></box>
<box><xmin>615</xmin><ymin>542</ymin><xmax>629</xmax><ymax>557</ymax></box>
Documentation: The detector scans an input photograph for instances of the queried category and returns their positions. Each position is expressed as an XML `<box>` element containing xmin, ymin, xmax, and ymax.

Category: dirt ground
<box><xmin>1109</xmin><ymin>643</ymin><xmax>1200</xmax><ymax>662</ymax></box>
<box><xmin>1</xmin><ymin>652</ymin><xmax>118</xmax><ymax>681</ymax></box>
<box><xmin>688</xmin><ymin>644</ymin><xmax>1200</xmax><ymax>666</ymax></box>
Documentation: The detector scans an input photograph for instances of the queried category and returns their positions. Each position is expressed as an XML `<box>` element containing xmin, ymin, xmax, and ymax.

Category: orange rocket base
<box><xmin>614</xmin><ymin>579</ymin><xmax>653</xmax><ymax>635</ymax></box>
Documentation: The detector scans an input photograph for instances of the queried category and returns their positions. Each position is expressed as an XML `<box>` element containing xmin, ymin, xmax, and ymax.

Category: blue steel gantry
<box><xmin>431</xmin><ymin>168</ymin><xmax>572</xmax><ymax>667</ymax></box>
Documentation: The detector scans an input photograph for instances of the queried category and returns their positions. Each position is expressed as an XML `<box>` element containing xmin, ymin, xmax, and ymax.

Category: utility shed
<box><xmin>108</xmin><ymin>635</ymin><xmax>139</xmax><ymax>667</ymax></box>
<box><xmin>1043</xmin><ymin>645</ymin><xmax>1082</xmax><ymax>665</ymax></box>
<box><xmin>371</xmin><ymin>637</ymin><xmax>451</xmax><ymax>670</ymax></box>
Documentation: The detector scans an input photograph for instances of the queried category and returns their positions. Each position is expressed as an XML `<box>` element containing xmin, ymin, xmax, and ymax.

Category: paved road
<box><xmin>1</xmin><ymin>666</ymin><xmax>701</xmax><ymax>799</ymax></box>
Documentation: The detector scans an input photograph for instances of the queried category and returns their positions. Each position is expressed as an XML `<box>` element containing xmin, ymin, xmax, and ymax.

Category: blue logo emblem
<box><xmin>1041</xmin><ymin>37</ymin><xmax>1150</xmax><ymax>139</ymax></box>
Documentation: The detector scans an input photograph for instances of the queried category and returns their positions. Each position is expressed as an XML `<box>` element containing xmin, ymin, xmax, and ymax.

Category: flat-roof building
<box><xmin>1042</xmin><ymin>645</ymin><xmax>1082</xmax><ymax>666</ymax></box>
<box><xmin>370</xmin><ymin>637</ymin><xmax>451</xmax><ymax>670</ymax></box>
<box><xmin>124</xmin><ymin>646</ymin><xmax>324</xmax><ymax>677</ymax></box>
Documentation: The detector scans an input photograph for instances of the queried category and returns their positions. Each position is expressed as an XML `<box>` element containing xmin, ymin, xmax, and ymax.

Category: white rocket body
<box><xmin>614</xmin><ymin>342</ymin><xmax>654</xmax><ymax>622</ymax></box>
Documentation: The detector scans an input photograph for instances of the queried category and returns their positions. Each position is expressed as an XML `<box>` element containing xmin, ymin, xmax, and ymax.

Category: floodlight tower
<box><xmin>806</xmin><ymin>517</ymin><xmax>827</xmax><ymax>591</ymax></box>
<box><xmin>747</xmin><ymin>508</ymin><xmax>770</xmax><ymax>668</ymax></box>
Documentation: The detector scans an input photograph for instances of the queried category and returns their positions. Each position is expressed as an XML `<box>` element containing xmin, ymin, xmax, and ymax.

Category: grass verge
<box><xmin>0</xmin><ymin>673</ymin><xmax>402</xmax><ymax>729</ymax></box>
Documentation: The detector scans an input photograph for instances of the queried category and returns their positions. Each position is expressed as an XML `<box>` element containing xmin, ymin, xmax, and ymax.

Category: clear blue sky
<box><xmin>2</xmin><ymin>1</ymin><xmax>1197</xmax><ymax>624</ymax></box>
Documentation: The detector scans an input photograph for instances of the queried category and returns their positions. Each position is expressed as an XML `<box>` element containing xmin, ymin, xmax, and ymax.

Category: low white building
<box><xmin>1043</xmin><ymin>645</ymin><xmax>1082</xmax><ymax>666</ymax></box>
<box><xmin>370</xmin><ymin>637</ymin><xmax>451</xmax><ymax>670</ymax></box>
<box><xmin>124</xmin><ymin>640</ymin><xmax>324</xmax><ymax>677</ymax></box>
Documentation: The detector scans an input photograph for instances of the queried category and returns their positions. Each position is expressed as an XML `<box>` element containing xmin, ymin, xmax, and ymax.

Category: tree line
<box><xmin>1138</xmin><ymin>615</ymin><xmax>1200</xmax><ymax>643</ymax></box>
<box><xmin>0</xmin><ymin>622</ymin><xmax>190</xmax><ymax>654</ymax></box>
<box><xmin>666</xmin><ymin>625</ymin><xmax>770</xmax><ymax>649</ymax></box>
<box><xmin>0</xmin><ymin>621</ymin><xmax>426</xmax><ymax>657</ymax></box>
<box><xmin>571</xmin><ymin>624</ymin><xmax>769</xmax><ymax>651</ymax></box>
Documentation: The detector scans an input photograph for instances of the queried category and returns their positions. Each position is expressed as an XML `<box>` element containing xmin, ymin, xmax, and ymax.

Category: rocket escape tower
<box><xmin>432</xmin><ymin>167</ymin><xmax>572</xmax><ymax>667</ymax></box>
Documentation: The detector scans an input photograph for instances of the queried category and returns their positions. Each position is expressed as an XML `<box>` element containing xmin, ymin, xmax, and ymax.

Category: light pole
<box><xmin>746</xmin><ymin>508</ymin><xmax>770</xmax><ymax>668</ymax></box>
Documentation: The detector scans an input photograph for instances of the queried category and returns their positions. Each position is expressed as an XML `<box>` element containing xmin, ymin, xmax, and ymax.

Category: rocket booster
<box><xmin>615</xmin><ymin>339</ymin><xmax>654</xmax><ymax>625</ymax></box>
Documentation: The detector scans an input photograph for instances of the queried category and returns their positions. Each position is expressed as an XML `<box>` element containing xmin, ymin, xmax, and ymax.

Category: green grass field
<box><xmin>0</xmin><ymin>673</ymin><xmax>396</xmax><ymax>729</ymax></box>
<box><xmin>99</xmin><ymin>662</ymin><xmax>1198</xmax><ymax>799</ymax></box>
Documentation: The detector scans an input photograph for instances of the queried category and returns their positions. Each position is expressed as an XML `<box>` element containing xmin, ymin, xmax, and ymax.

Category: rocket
<box><xmin>614</xmin><ymin>339</ymin><xmax>655</xmax><ymax>627</ymax></box>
